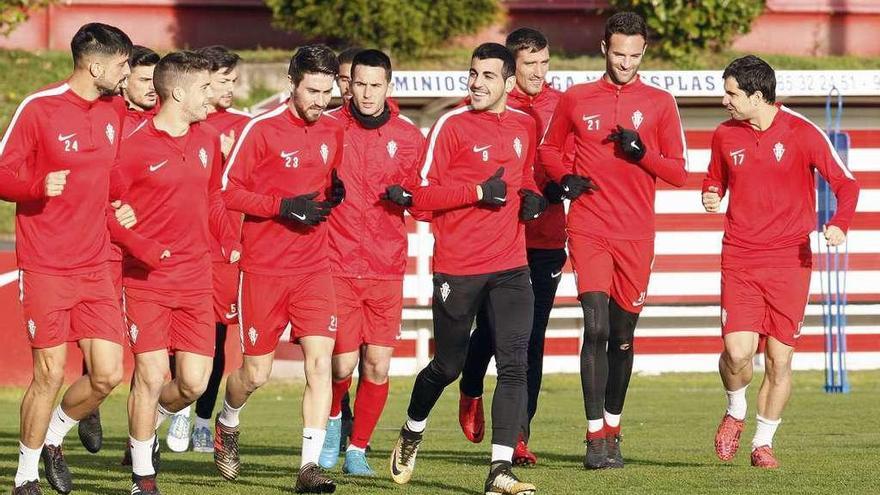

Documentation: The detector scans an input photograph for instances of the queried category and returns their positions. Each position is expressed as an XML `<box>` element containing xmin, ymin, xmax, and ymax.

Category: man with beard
<box><xmin>388</xmin><ymin>43</ymin><xmax>544</xmax><ymax>495</ymax></box>
<box><xmin>539</xmin><ymin>11</ymin><xmax>688</xmax><ymax>469</ymax></box>
<box><xmin>0</xmin><ymin>23</ymin><xmax>134</xmax><ymax>495</ymax></box>
<box><xmin>215</xmin><ymin>44</ymin><xmax>343</xmax><ymax>493</ymax></box>
<box><xmin>77</xmin><ymin>43</ymin><xmax>162</xmax><ymax>458</ymax></box>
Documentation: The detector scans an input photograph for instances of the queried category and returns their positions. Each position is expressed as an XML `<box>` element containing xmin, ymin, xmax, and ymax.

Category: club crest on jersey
<box><xmin>387</xmin><ymin>140</ymin><xmax>398</xmax><ymax>158</ymax></box>
<box><xmin>248</xmin><ymin>326</ymin><xmax>258</xmax><ymax>346</ymax></box>
<box><xmin>105</xmin><ymin>123</ymin><xmax>115</xmax><ymax>144</ymax></box>
<box><xmin>320</xmin><ymin>143</ymin><xmax>329</xmax><ymax>164</ymax></box>
<box><xmin>513</xmin><ymin>137</ymin><xmax>522</xmax><ymax>158</ymax></box>
<box><xmin>440</xmin><ymin>281</ymin><xmax>451</xmax><ymax>302</ymax></box>
<box><xmin>631</xmin><ymin>110</ymin><xmax>643</xmax><ymax>130</ymax></box>
<box><xmin>27</xmin><ymin>319</ymin><xmax>36</xmax><ymax>339</ymax></box>
<box><xmin>773</xmin><ymin>142</ymin><xmax>785</xmax><ymax>162</ymax></box>
<box><xmin>199</xmin><ymin>147</ymin><xmax>208</xmax><ymax>168</ymax></box>
<box><xmin>129</xmin><ymin>323</ymin><xmax>138</xmax><ymax>343</ymax></box>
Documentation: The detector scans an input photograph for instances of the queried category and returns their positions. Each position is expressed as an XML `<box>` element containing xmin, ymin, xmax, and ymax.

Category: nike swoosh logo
<box><xmin>391</xmin><ymin>451</ymin><xmax>403</xmax><ymax>476</ymax></box>
<box><xmin>57</xmin><ymin>133</ymin><xmax>76</xmax><ymax>141</ymax></box>
<box><xmin>280</xmin><ymin>150</ymin><xmax>299</xmax><ymax>158</ymax></box>
<box><xmin>225</xmin><ymin>312</ymin><xmax>238</xmax><ymax>319</ymax></box>
<box><xmin>630</xmin><ymin>141</ymin><xmax>640</xmax><ymax>150</ymax></box>
<box><xmin>149</xmin><ymin>160</ymin><xmax>168</xmax><ymax>172</ymax></box>
<box><xmin>402</xmin><ymin>191</ymin><xmax>412</xmax><ymax>198</ymax></box>
<box><xmin>291</xmin><ymin>212</ymin><xmax>306</xmax><ymax>221</ymax></box>
<box><xmin>493</xmin><ymin>196</ymin><xmax>506</xmax><ymax>202</ymax></box>
<box><xmin>303</xmin><ymin>436</ymin><xmax>313</xmax><ymax>440</ymax></box>
<box><xmin>582</xmin><ymin>114</ymin><xmax>600</xmax><ymax>121</ymax></box>
<box><xmin>551</xmin><ymin>271</ymin><xmax>562</xmax><ymax>278</ymax></box>
<box><xmin>472</xmin><ymin>145</ymin><xmax>491</xmax><ymax>153</ymax></box>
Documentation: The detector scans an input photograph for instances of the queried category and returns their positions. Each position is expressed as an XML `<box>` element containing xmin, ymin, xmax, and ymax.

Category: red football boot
<box><xmin>512</xmin><ymin>434</ymin><xmax>537</xmax><ymax>466</ymax></box>
<box><xmin>458</xmin><ymin>393</ymin><xmax>484</xmax><ymax>443</ymax></box>
<box><xmin>714</xmin><ymin>414</ymin><xmax>745</xmax><ymax>461</ymax></box>
<box><xmin>750</xmin><ymin>445</ymin><xmax>779</xmax><ymax>469</ymax></box>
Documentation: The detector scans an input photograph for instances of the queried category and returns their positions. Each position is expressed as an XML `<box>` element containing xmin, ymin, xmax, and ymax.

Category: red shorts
<box><xmin>721</xmin><ymin>266</ymin><xmax>811</xmax><ymax>347</ymax></box>
<box><xmin>333</xmin><ymin>277</ymin><xmax>403</xmax><ymax>355</ymax></box>
<box><xmin>567</xmin><ymin>232</ymin><xmax>654</xmax><ymax>314</ymax></box>
<box><xmin>213</xmin><ymin>262</ymin><xmax>240</xmax><ymax>325</ymax></box>
<box><xmin>108</xmin><ymin>260</ymin><xmax>123</xmax><ymax>301</ymax></box>
<box><xmin>124</xmin><ymin>286</ymin><xmax>215</xmax><ymax>356</ymax></box>
<box><xmin>19</xmin><ymin>268</ymin><xmax>125</xmax><ymax>348</ymax></box>
<box><xmin>239</xmin><ymin>271</ymin><xmax>337</xmax><ymax>356</ymax></box>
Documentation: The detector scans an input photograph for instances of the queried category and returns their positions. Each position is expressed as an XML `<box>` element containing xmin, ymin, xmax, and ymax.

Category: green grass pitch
<box><xmin>1</xmin><ymin>370</ymin><xmax>878</xmax><ymax>494</ymax></box>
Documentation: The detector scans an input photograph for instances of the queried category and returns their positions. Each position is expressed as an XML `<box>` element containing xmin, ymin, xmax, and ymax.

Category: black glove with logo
<box><xmin>542</xmin><ymin>181</ymin><xmax>565</xmax><ymax>204</ymax></box>
<box><xmin>380</xmin><ymin>184</ymin><xmax>413</xmax><ymax>207</ymax></box>
<box><xmin>608</xmin><ymin>125</ymin><xmax>646</xmax><ymax>161</ymax></box>
<box><xmin>479</xmin><ymin>167</ymin><xmax>507</xmax><ymax>206</ymax></box>
<box><xmin>326</xmin><ymin>169</ymin><xmax>345</xmax><ymax>207</ymax></box>
<box><xmin>279</xmin><ymin>192</ymin><xmax>332</xmax><ymax>225</ymax></box>
<box><xmin>560</xmin><ymin>174</ymin><xmax>599</xmax><ymax>200</ymax></box>
<box><xmin>519</xmin><ymin>189</ymin><xmax>548</xmax><ymax>221</ymax></box>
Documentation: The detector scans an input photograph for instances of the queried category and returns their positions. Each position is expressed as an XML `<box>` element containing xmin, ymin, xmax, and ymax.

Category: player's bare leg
<box><xmin>159</xmin><ymin>352</ymin><xmax>212</xmax><ymax>413</ymax></box>
<box><xmin>129</xmin><ymin>350</ymin><xmax>170</xmax><ymax>493</ymax></box>
<box><xmin>214</xmin><ymin>352</ymin><xmax>274</xmax><ymax>480</ymax></box>
<box><xmin>17</xmin><ymin>345</ymin><xmax>67</xmax><ymax>491</ymax></box>
<box><xmin>37</xmin><ymin>339</ymin><xmax>123</xmax><ymax>493</ymax></box>
<box><xmin>296</xmin><ymin>336</ymin><xmax>336</xmax><ymax>492</ymax></box>
<box><xmin>715</xmin><ymin>332</ymin><xmax>759</xmax><ymax>461</ymax></box>
<box><xmin>63</xmin><ymin>339</ymin><xmax>124</xmax><ymax>420</ymax></box>
<box><xmin>750</xmin><ymin>337</ymin><xmax>792</xmax><ymax>468</ymax></box>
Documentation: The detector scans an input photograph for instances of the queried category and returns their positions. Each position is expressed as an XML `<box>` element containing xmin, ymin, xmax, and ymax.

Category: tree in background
<box><xmin>607</xmin><ymin>0</ymin><xmax>764</xmax><ymax>62</ymax></box>
<box><xmin>265</xmin><ymin>0</ymin><xmax>502</xmax><ymax>57</ymax></box>
<box><xmin>1</xmin><ymin>0</ymin><xmax>56</xmax><ymax>36</ymax></box>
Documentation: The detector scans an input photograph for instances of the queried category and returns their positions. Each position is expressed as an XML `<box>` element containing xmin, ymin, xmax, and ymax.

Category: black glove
<box><xmin>519</xmin><ymin>189</ymin><xmax>548</xmax><ymax>221</ymax></box>
<box><xmin>479</xmin><ymin>167</ymin><xmax>507</xmax><ymax>206</ymax></box>
<box><xmin>326</xmin><ymin>169</ymin><xmax>345</xmax><ymax>207</ymax></box>
<box><xmin>608</xmin><ymin>125</ymin><xmax>646</xmax><ymax>161</ymax></box>
<box><xmin>380</xmin><ymin>184</ymin><xmax>413</xmax><ymax>207</ymax></box>
<box><xmin>560</xmin><ymin>174</ymin><xmax>599</xmax><ymax>200</ymax></box>
<box><xmin>279</xmin><ymin>192</ymin><xmax>332</xmax><ymax>226</ymax></box>
<box><xmin>542</xmin><ymin>181</ymin><xmax>564</xmax><ymax>204</ymax></box>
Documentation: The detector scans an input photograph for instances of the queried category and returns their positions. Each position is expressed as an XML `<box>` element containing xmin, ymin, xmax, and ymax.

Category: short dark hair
<box><xmin>288</xmin><ymin>44</ymin><xmax>339</xmax><ymax>86</ymax></box>
<box><xmin>196</xmin><ymin>45</ymin><xmax>241</xmax><ymax>74</ymax></box>
<box><xmin>604</xmin><ymin>11</ymin><xmax>647</xmax><ymax>45</ymax></box>
<box><xmin>723</xmin><ymin>55</ymin><xmax>777</xmax><ymax>103</ymax></box>
<box><xmin>70</xmin><ymin>23</ymin><xmax>133</xmax><ymax>67</ymax></box>
<box><xmin>337</xmin><ymin>47</ymin><xmax>363</xmax><ymax>66</ymax></box>
<box><xmin>153</xmin><ymin>51</ymin><xmax>212</xmax><ymax>101</ymax></box>
<box><xmin>350</xmin><ymin>49</ymin><xmax>392</xmax><ymax>82</ymax></box>
<box><xmin>505</xmin><ymin>28</ymin><xmax>548</xmax><ymax>55</ymax></box>
<box><xmin>471</xmin><ymin>42</ymin><xmax>515</xmax><ymax>80</ymax></box>
<box><xmin>129</xmin><ymin>45</ymin><xmax>160</xmax><ymax>68</ymax></box>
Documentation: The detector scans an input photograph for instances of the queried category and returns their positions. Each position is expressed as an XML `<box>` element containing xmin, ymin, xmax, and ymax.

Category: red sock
<box><xmin>330</xmin><ymin>376</ymin><xmax>352</xmax><ymax>417</ymax></box>
<box><xmin>586</xmin><ymin>426</ymin><xmax>606</xmax><ymax>441</ymax></box>
<box><xmin>350</xmin><ymin>379</ymin><xmax>389</xmax><ymax>449</ymax></box>
<box><xmin>606</xmin><ymin>424</ymin><xmax>621</xmax><ymax>438</ymax></box>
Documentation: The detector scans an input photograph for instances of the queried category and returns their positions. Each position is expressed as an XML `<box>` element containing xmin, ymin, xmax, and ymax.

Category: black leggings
<box><xmin>459</xmin><ymin>248</ymin><xmax>566</xmax><ymax>440</ymax></box>
<box><xmin>407</xmin><ymin>267</ymin><xmax>533</xmax><ymax>448</ymax></box>
<box><xmin>580</xmin><ymin>292</ymin><xmax>639</xmax><ymax>420</ymax></box>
